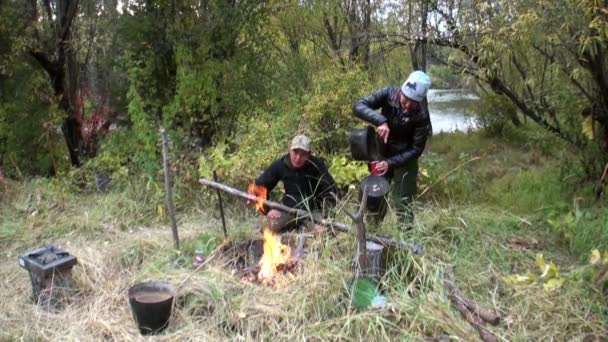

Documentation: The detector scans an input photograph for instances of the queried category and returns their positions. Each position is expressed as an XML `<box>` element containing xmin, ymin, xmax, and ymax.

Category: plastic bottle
<box><xmin>192</xmin><ymin>242</ymin><xmax>206</xmax><ymax>268</ymax></box>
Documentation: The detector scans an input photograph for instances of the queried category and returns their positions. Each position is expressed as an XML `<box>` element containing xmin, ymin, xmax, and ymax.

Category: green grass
<box><xmin>1</xmin><ymin>129</ymin><xmax>607</xmax><ymax>340</ymax></box>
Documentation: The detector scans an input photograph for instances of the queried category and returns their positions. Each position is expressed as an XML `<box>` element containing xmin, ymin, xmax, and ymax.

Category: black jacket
<box><xmin>255</xmin><ymin>154</ymin><xmax>338</xmax><ymax>212</ymax></box>
<box><xmin>353</xmin><ymin>87</ymin><xmax>431</xmax><ymax>168</ymax></box>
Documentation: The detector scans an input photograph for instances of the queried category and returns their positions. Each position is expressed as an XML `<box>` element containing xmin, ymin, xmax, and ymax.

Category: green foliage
<box><xmin>198</xmin><ymin>111</ymin><xmax>289</xmax><ymax>189</ymax></box>
<box><xmin>0</xmin><ymin>62</ymin><xmax>67</xmax><ymax>176</ymax></box>
<box><xmin>473</xmin><ymin>94</ymin><xmax>517</xmax><ymax>136</ymax></box>
<box><xmin>546</xmin><ymin>207</ymin><xmax>608</xmax><ymax>260</ymax></box>
<box><xmin>428</xmin><ymin>65</ymin><xmax>464</xmax><ymax>89</ymax></box>
<box><xmin>302</xmin><ymin>68</ymin><xmax>372</xmax><ymax>155</ymax></box>
<box><xmin>327</xmin><ymin>156</ymin><xmax>368</xmax><ymax>191</ymax></box>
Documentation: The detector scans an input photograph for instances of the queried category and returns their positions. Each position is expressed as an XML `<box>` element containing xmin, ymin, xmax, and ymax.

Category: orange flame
<box><xmin>247</xmin><ymin>184</ymin><xmax>268</xmax><ymax>212</ymax></box>
<box><xmin>258</xmin><ymin>227</ymin><xmax>292</xmax><ymax>283</ymax></box>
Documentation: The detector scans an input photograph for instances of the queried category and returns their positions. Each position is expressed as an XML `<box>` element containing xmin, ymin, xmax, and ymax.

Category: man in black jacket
<box><xmin>352</xmin><ymin>71</ymin><xmax>432</xmax><ymax>230</ymax></box>
<box><xmin>255</xmin><ymin>134</ymin><xmax>338</xmax><ymax>233</ymax></box>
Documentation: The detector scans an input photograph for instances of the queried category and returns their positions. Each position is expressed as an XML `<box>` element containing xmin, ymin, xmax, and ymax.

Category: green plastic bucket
<box><xmin>350</xmin><ymin>277</ymin><xmax>380</xmax><ymax>309</ymax></box>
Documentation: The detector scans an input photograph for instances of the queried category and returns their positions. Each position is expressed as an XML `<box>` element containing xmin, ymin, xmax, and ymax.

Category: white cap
<box><xmin>401</xmin><ymin>71</ymin><xmax>431</xmax><ymax>102</ymax></box>
<box><xmin>290</xmin><ymin>134</ymin><xmax>311</xmax><ymax>152</ymax></box>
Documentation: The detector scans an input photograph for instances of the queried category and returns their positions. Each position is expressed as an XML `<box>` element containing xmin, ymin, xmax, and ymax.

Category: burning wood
<box><xmin>258</xmin><ymin>228</ymin><xmax>293</xmax><ymax>284</ymax></box>
<box><xmin>247</xmin><ymin>184</ymin><xmax>268</xmax><ymax>212</ymax></box>
<box><xmin>244</xmin><ymin>184</ymin><xmax>300</xmax><ymax>286</ymax></box>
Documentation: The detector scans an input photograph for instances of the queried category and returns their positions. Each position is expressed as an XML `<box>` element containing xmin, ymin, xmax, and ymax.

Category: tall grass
<box><xmin>1</xmin><ymin>129</ymin><xmax>607</xmax><ymax>340</ymax></box>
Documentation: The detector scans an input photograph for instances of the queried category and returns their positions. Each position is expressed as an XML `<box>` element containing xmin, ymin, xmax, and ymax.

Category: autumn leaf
<box><xmin>590</xmin><ymin>249</ymin><xmax>601</xmax><ymax>265</ymax></box>
<box><xmin>503</xmin><ymin>273</ymin><xmax>537</xmax><ymax>286</ymax></box>
<box><xmin>543</xmin><ymin>278</ymin><xmax>565</xmax><ymax>292</ymax></box>
<box><xmin>540</xmin><ymin>261</ymin><xmax>559</xmax><ymax>279</ymax></box>
<box><xmin>536</xmin><ymin>254</ymin><xmax>546</xmax><ymax>273</ymax></box>
<box><xmin>582</xmin><ymin>116</ymin><xmax>594</xmax><ymax>140</ymax></box>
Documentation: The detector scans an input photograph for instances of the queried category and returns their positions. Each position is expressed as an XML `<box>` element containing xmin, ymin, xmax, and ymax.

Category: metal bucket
<box><xmin>349</xmin><ymin>126</ymin><xmax>386</xmax><ymax>161</ymax></box>
<box><xmin>128</xmin><ymin>281</ymin><xmax>175</xmax><ymax>335</ymax></box>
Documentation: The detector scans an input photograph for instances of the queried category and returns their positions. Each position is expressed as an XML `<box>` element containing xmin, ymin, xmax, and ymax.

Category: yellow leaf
<box><xmin>541</xmin><ymin>261</ymin><xmax>560</xmax><ymax>279</ymax></box>
<box><xmin>590</xmin><ymin>249</ymin><xmax>601</xmax><ymax>265</ymax></box>
<box><xmin>503</xmin><ymin>272</ymin><xmax>537</xmax><ymax>286</ymax></box>
<box><xmin>420</xmin><ymin>168</ymin><xmax>429</xmax><ymax>178</ymax></box>
<box><xmin>582</xmin><ymin>116</ymin><xmax>594</xmax><ymax>140</ymax></box>
<box><xmin>536</xmin><ymin>254</ymin><xmax>546</xmax><ymax>273</ymax></box>
<box><xmin>543</xmin><ymin>278</ymin><xmax>565</xmax><ymax>292</ymax></box>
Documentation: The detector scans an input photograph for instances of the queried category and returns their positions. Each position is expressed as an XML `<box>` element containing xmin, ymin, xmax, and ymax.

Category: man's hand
<box><xmin>313</xmin><ymin>224</ymin><xmax>327</xmax><ymax>234</ymax></box>
<box><xmin>376</xmin><ymin>123</ymin><xmax>390</xmax><ymax>144</ymax></box>
<box><xmin>374</xmin><ymin>161</ymin><xmax>389</xmax><ymax>176</ymax></box>
<box><xmin>267</xmin><ymin>209</ymin><xmax>281</xmax><ymax>219</ymax></box>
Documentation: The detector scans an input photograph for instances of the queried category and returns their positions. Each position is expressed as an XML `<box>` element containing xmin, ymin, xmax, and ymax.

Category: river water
<box><xmin>427</xmin><ymin>89</ymin><xmax>479</xmax><ymax>134</ymax></box>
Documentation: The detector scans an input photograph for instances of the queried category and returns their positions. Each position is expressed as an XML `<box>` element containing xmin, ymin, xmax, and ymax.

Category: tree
<box><xmin>427</xmin><ymin>0</ymin><xmax>608</xmax><ymax>178</ymax></box>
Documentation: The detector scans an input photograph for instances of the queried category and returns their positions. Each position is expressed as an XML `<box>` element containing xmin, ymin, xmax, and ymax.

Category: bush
<box><xmin>301</xmin><ymin>68</ymin><xmax>372</xmax><ymax>155</ymax></box>
<box><xmin>473</xmin><ymin>94</ymin><xmax>517</xmax><ymax>136</ymax></box>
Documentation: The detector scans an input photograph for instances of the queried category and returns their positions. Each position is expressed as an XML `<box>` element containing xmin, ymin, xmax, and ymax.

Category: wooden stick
<box><xmin>161</xmin><ymin>128</ymin><xmax>179</xmax><ymax>250</ymax></box>
<box><xmin>213</xmin><ymin>170</ymin><xmax>228</xmax><ymax>239</ymax></box>
<box><xmin>356</xmin><ymin>188</ymin><xmax>368</xmax><ymax>275</ymax></box>
<box><xmin>198</xmin><ymin>177</ymin><xmax>423</xmax><ymax>254</ymax></box>
<box><xmin>447</xmin><ymin>289</ymin><xmax>497</xmax><ymax>342</ymax></box>
<box><xmin>344</xmin><ymin>187</ymin><xmax>369</xmax><ymax>276</ymax></box>
<box><xmin>445</xmin><ymin>278</ymin><xmax>501</xmax><ymax>325</ymax></box>
<box><xmin>294</xmin><ymin>235</ymin><xmax>306</xmax><ymax>259</ymax></box>
<box><xmin>444</xmin><ymin>271</ymin><xmax>501</xmax><ymax>342</ymax></box>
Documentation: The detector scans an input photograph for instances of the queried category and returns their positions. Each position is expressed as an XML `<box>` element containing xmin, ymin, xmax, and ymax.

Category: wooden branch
<box><xmin>294</xmin><ymin>235</ymin><xmax>306</xmax><ymax>260</ymax></box>
<box><xmin>444</xmin><ymin>272</ymin><xmax>501</xmax><ymax>342</ymax></box>
<box><xmin>213</xmin><ymin>170</ymin><xmax>228</xmax><ymax>239</ymax></box>
<box><xmin>60</xmin><ymin>0</ymin><xmax>80</xmax><ymax>42</ymax></box>
<box><xmin>445</xmin><ymin>279</ymin><xmax>500</xmax><ymax>325</ymax></box>
<box><xmin>198</xmin><ymin>178</ymin><xmax>423</xmax><ymax>254</ymax></box>
<box><xmin>161</xmin><ymin>128</ymin><xmax>179</xmax><ymax>249</ymax></box>
<box><xmin>355</xmin><ymin>187</ymin><xmax>368</xmax><ymax>276</ymax></box>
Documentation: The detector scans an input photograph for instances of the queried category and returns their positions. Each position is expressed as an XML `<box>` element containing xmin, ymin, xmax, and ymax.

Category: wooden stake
<box><xmin>198</xmin><ymin>177</ymin><xmax>423</xmax><ymax>254</ymax></box>
<box><xmin>213</xmin><ymin>170</ymin><xmax>228</xmax><ymax>239</ymax></box>
<box><xmin>342</xmin><ymin>187</ymin><xmax>368</xmax><ymax>277</ymax></box>
<box><xmin>161</xmin><ymin>128</ymin><xmax>179</xmax><ymax>250</ymax></box>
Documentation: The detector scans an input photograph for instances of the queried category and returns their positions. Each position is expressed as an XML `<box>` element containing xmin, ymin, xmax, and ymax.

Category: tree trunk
<box><xmin>29</xmin><ymin>0</ymin><xmax>83</xmax><ymax>167</ymax></box>
<box><xmin>362</xmin><ymin>240</ymin><xmax>385</xmax><ymax>279</ymax></box>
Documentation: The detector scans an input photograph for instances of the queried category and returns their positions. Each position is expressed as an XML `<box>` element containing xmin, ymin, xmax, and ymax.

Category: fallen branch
<box><xmin>444</xmin><ymin>272</ymin><xmax>501</xmax><ymax>341</ymax></box>
<box><xmin>198</xmin><ymin>178</ymin><xmax>423</xmax><ymax>254</ymax></box>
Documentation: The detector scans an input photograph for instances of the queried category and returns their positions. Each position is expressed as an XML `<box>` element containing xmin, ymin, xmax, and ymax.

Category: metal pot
<box><xmin>359</xmin><ymin>175</ymin><xmax>389</xmax><ymax>216</ymax></box>
<box><xmin>349</xmin><ymin>126</ymin><xmax>386</xmax><ymax>161</ymax></box>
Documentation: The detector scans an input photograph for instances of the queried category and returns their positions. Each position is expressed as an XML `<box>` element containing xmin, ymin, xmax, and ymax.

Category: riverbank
<box><xmin>1</xmin><ymin>128</ymin><xmax>606</xmax><ymax>340</ymax></box>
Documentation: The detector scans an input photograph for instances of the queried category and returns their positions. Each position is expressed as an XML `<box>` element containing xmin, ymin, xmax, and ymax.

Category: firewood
<box><xmin>444</xmin><ymin>278</ymin><xmax>501</xmax><ymax>325</ymax></box>
<box><xmin>444</xmin><ymin>271</ymin><xmax>501</xmax><ymax>342</ymax></box>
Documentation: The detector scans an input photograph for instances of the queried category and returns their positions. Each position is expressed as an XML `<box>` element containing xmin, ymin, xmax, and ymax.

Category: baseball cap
<box><xmin>290</xmin><ymin>134</ymin><xmax>311</xmax><ymax>152</ymax></box>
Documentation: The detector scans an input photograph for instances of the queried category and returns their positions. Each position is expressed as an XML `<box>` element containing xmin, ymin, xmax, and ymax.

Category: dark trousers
<box><xmin>267</xmin><ymin>212</ymin><xmax>319</xmax><ymax>233</ymax></box>
<box><xmin>390</xmin><ymin>158</ymin><xmax>418</xmax><ymax>228</ymax></box>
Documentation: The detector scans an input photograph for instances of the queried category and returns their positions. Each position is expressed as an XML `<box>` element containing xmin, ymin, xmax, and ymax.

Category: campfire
<box><xmin>241</xmin><ymin>184</ymin><xmax>300</xmax><ymax>286</ymax></box>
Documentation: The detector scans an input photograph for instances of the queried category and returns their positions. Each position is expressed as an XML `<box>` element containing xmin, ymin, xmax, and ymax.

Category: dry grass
<box><xmin>1</xmin><ymin>179</ymin><xmax>607</xmax><ymax>341</ymax></box>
